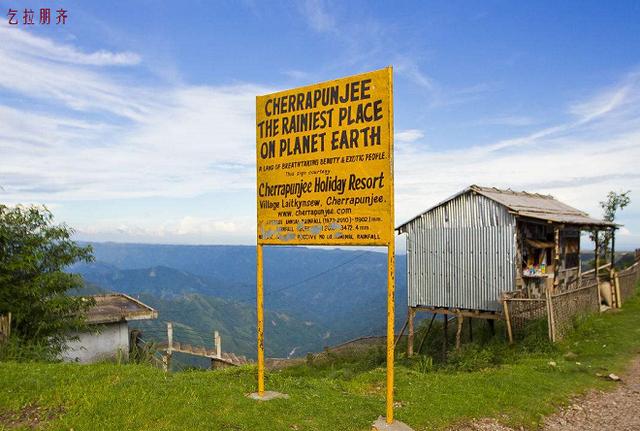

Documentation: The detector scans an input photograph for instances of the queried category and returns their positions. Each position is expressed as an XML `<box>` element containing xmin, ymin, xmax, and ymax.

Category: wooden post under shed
<box><xmin>407</xmin><ymin>307</ymin><xmax>415</xmax><ymax>357</ymax></box>
<box><xmin>501</xmin><ymin>296</ymin><xmax>514</xmax><ymax>344</ymax></box>
<box><xmin>417</xmin><ymin>314</ymin><xmax>437</xmax><ymax>354</ymax></box>
<box><xmin>553</xmin><ymin>226</ymin><xmax>560</xmax><ymax>293</ymax></box>
<box><xmin>595</xmin><ymin>231</ymin><xmax>602</xmax><ymax>307</ymax></box>
<box><xmin>442</xmin><ymin>315</ymin><xmax>448</xmax><ymax>358</ymax></box>
<box><xmin>455</xmin><ymin>312</ymin><xmax>464</xmax><ymax>350</ymax></box>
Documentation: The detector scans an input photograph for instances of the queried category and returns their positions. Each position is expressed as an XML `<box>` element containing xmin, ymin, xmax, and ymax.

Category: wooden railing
<box><xmin>503</xmin><ymin>263</ymin><xmax>614</xmax><ymax>343</ymax></box>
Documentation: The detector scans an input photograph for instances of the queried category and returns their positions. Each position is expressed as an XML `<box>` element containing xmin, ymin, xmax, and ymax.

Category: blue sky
<box><xmin>1</xmin><ymin>1</ymin><xmax>639</xmax><ymax>249</ymax></box>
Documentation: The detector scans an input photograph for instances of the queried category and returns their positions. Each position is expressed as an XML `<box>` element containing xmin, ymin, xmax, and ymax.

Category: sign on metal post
<box><xmin>256</xmin><ymin>68</ymin><xmax>393</xmax><ymax>246</ymax></box>
<box><xmin>254</xmin><ymin>67</ymin><xmax>397</xmax><ymax>425</ymax></box>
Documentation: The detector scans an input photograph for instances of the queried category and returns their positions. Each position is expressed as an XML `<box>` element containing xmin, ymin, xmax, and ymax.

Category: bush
<box><xmin>0</xmin><ymin>336</ymin><xmax>59</xmax><ymax>362</ymax></box>
<box><xmin>0</xmin><ymin>205</ymin><xmax>94</xmax><ymax>359</ymax></box>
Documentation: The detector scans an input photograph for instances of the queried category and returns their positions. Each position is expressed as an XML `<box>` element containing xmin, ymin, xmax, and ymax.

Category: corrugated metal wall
<box><xmin>404</xmin><ymin>192</ymin><xmax>516</xmax><ymax>312</ymax></box>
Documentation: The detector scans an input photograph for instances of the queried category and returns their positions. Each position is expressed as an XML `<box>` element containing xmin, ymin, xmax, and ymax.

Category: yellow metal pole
<box><xmin>386</xmin><ymin>241</ymin><xmax>395</xmax><ymax>424</ymax></box>
<box><xmin>256</xmin><ymin>244</ymin><xmax>265</xmax><ymax>395</ymax></box>
<box><xmin>385</xmin><ymin>65</ymin><xmax>395</xmax><ymax>425</ymax></box>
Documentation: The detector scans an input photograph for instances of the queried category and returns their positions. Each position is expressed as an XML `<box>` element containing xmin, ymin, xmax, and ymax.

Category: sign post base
<box><xmin>372</xmin><ymin>416</ymin><xmax>414</xmax><ymax>431</ymax></box>
<box><xmin>247</xmin><ymin>391</ymin><xmax>289</xmax><ymax>401</ymax></box>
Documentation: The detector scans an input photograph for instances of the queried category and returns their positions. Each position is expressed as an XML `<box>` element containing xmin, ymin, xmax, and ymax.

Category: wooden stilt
<box><xmin>407</xmin><ymin>307</ymin><xmax>415</xmax><ymax>357</ymax></box>
<box><xmin>614</xmin><ymin>270</ymin><xmax>622</xmax><ymax>308</ymax></box>
<box><xmin>442</xmin><ymin>315</ymin><xmax>449</xmax><ymax>359</ymax></box>
<box><xmin>553</xmin><ymin>226</ymin><xmax>560</xmax><ymax>294</ymax></box>
<box><xmin>611</xmin><ymin>228</ymin><xmax>619</xmax><ymax>308</ymax></box>
<box><xmin>545</xmin><ymin>288</ymin><xmax>557</xmax><ymax>342</ymax></box>
<box><xmin>502</xmin><ymin>296</ymin><xmax>513</xmax><ymax>344</ymax></box>
<box><xmin>394</xmin><ymin>314</ymin><xmax>409</xmax><ymax>350</ymax></box>
<box><xmin>488</xmin><ymin>319</ymin><xmax>495</xmax><ymax>336</ymax></box>
<box><xmin>468</xmin><ymin>318</ymin><xmax>473</xmax><ymax>343</ymax></box>
<box><xmin>455</xmin><ymin>313</ymin><xmax>464</xmax><ymax>350</ymax></box>
<box><xmin>595</xmin><ymin>232</ymin><xmax>602</xmax><ymax>307</ymax></box>
<box><xmin>417</xmin><ymin>313</ymin><xmax>436</xmax><ymax>354</ymax></box>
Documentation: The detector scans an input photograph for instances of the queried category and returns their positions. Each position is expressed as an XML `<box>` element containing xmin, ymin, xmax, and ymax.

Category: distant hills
<box><xmin>73</xmin><ymin>243</ymin><xmax>407</xmax><ymax>359</ymax></box>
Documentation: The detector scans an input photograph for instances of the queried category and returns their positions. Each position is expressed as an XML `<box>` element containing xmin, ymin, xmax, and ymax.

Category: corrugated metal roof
<box><xmin>398</xmin><ymin>185</ymin><xmax>615</xmax><ymax>230</ymax></box>
<box><xmin>85</xmin><ymin>293</ymin><xmax>158</xmax><ymax>324</ymax></box>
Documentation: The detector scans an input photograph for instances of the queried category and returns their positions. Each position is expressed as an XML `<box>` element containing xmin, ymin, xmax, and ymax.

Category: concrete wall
<box><xmin>62</xmin><ymin>321</ymin><xmax>129</xmax><ymax>364</ymax></box>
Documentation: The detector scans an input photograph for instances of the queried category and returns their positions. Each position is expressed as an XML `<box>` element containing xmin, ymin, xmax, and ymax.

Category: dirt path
<box><xmin>454</xmin><ymin>356</ymin><xmax>640</xmax><ymax>431</ymax></box>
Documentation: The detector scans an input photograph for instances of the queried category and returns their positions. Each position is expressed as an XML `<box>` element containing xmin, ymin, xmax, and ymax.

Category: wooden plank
<box><xmin>414</xmin><ymin>306</ymin><xmax>501</xmax><ymax>320</ymax></box>
<box><xmin>595</xmin><ymin>232</ymin><xmax>602</xmax><ymax>308</ymax></box>
<box><xmin>545</xmin><ymin>288</ymin><xmax>557</xmax><ymax>342</ymax></box>
<box><xmin>215</xmin><ymin>331</ymin><xmax>221</xmax><ymax>358</ymax></box>
<box><xmin>167</xmin><ymin>322</ymin><xmax>173</xmax><ymax>354</ymax></box>
<box><xmin>553</xmin><ymin>227</ymin><xmax>560</xmax><ymax>293</ymax></box>
<box><xmin>502</xmin><ymin>296</ymin><xmax>514</xmax><ymax>344</ymax></box>
<box><xmin>455</xmin><ymin>312</ymin><xmax>464</xmax><ymax>350</ymax></box>
<box><xmin>581</xmin><ymin>263</ymin><xmax>611</xmax><ymax>275</ymax></box>
<box><xmin>614</xmin><ymin>271</ymin><xmax>622</xmax><ymax>308</ymax></box>
<box><xmin>442</xmin><ymin>314</ymin><xmax>448</xmax><ymax>359</ymax></box>
<box><xmin>407</xmin><ymin>308</ymin><xmax>415</xmax><ymax>356</ymax></box>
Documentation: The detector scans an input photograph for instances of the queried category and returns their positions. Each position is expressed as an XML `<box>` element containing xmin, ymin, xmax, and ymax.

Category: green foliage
<box><xmin>600</xmin><ymin>190</ymin><xmax>631</xmax><ymax>223</ymax></box>
<box><xmin>590</xmin><ymin>190</ymin><xmax>631</xmax><ymax>257</ymax></box>
<box><xmin>414</xmin><ymin>354</ymin><xmax>434</xmax><ymax>373</ymax></box>
<box><xmin>0</xmin><ymin>336</ymin><xmax>58</xmax><ymax>362</ymax></box>
<box><xmin>129</xmin><ymin>339</ymin><xmax>161</xmax><ymax>366</ymax></box>
<box><xmin>0</xmin><ymin>205</ymin><xmax>94</xmax><ymax>357</ymax></box>
<box><xmin>444</xmin><ymin>343</ymin><xmax>498</xmax><ymax>371</ymax></box>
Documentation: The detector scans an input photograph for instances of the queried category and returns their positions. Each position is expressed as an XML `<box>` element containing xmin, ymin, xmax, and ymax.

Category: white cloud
<box><xmin>1</xmin><ymin>28</ymin><xmax>639</xmax><ymax>248</ymax></box>
<box><xmin>0</xmin><ymin>29</ymin><xmax>269</xmax><ymax>202</ymax></box>
<box><xmin>395</xmin><ymin>59</ymin><xmax>435</xmax><ymax>91</ymax></box>
<box><xmin>0</xmin><ymin>26</ymin><xmax>141</xmax><ymax>66</ymax></box>
<box><xmin>74</xmin><ymin>216</ymin><xmax>255</xmax><ymax>245</ymax></box>
<box><xmin>299</xmin><ymin>0</ymin><xmax>336</xmax><ymax>33</ymax></box>
<box><xmin>569</xmin><ymin>71</ymin><xmax>639</xmax><ymax>123</ymax></box>
<box><xmin>395</xmin><ymin>129</ymin><xmax>424</xmax><ymax>143</ymax></box>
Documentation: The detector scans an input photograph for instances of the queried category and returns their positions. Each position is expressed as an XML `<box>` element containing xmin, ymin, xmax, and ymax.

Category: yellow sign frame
<box><xmin>254</xmin><ymin>67</ymin><xmax>397</xmax><ymax>425</ymax></box>
<box><xmin>256</xmin><ymin>68</ymin><xmax>393</xmax><ymax>246</ymax></box>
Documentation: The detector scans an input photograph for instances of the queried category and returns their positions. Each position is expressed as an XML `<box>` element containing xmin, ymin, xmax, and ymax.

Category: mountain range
<box><xmin>73</xmin><ymin>243</ymin><xmax>408</xmax><ymax>360</ymax></box>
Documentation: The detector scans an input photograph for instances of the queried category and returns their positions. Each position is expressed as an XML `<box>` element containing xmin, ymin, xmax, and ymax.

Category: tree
<box><xmin>0</xmin><ymin>205</ymin><xmax>94</xmax><ymax>356</ymax></box>
<box><xmin>590</xmin><ymin>191</ymin><xmax>631</xmax><ymax>260</ymax></box>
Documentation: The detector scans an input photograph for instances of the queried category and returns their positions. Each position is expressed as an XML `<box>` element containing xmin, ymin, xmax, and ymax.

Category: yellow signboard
<box><xmin>256</xmin><ymin>67</ymin><xmax>393</xmax><ymax>246</ymax></box>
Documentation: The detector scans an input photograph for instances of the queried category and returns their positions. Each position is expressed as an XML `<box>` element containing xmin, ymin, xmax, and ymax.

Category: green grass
<box><xmin>1</xmin><ymin>289</ymin><xmax>639</xmax><ymax>431</ymax></box>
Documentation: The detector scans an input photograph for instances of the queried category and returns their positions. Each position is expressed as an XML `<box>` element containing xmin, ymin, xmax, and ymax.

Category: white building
<box><xmin>62</xmin><ymin>293</ymin><xmax>157</xmax><ymax>363</ymax></box>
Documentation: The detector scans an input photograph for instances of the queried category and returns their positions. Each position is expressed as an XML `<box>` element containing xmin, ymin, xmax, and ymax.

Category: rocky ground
<box><xmin>453</xmin><ymin>356</ymin><xmax>640</xmax><ymax>431</ymax></box>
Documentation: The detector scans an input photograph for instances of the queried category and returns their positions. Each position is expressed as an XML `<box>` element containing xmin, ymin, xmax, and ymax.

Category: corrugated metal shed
<box><xmin>402</xmin><ymin>191</ymin><xmax>516</xmax><ymax>311</ymax></box>
<box><xmin>398</xmin><ymin>185</ymin><xmax>613</xmax><ymax>313</ymax></box>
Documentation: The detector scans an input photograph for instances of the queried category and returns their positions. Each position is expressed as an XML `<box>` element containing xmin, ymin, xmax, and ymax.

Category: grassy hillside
<box><xmin>1</xmin><ymin>286</ymin><xmax>639</xmax><ymax>430</ymax></box>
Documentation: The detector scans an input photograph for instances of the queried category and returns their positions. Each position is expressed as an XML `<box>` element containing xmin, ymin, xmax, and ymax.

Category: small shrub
<box><xmin>0</xmin><ymin>337</ymin><xmax>59</xmax><ymax>362</ymax></box>
<box><xmin>129</xmin><ymin>340</ymin><xmax>160</xmax><ymax>365</ymax></box>
<box><xmin>414</xmin><ymin>355</ymin><xmax>434</xmax><ymax>373</ymax></box>
<box><xmin>445</xmin><ymin>344</ymin><xmax>496</xmax><ymax>371</ymax></box>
